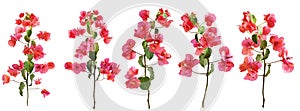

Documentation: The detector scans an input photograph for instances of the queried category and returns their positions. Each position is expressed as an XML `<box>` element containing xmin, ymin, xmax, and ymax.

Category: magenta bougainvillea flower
<box><xmin>64</xmin><ymin>10</ymin><xmax>120</xmax><ymax>109</ymax></box>
<box><xmin>178</xmin><ymin>12</ymin><xmax>234</xmax><ymax>108</ymax></box>
<box><xmin>2</xmin><ymin>12</ymin><xmax>55</xmax><ymax>106</ymax></box>
<box><xmin>238</xmin><ymin>11</ymin><xmax>294</xmax><ymax>108</ymax></box>
<box><xmin>122</xmin><ymin>8</ymin><xmax>172</xmax><ymax>109</ymax></box>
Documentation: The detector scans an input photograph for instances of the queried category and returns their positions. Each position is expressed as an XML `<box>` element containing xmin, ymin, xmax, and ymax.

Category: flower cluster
<box><xmin>64</xmin><ymin>10</ymin><xmax>120</xmax><ymax>109</ymax></box>
<box><xmin>178</xmin><ymin>12</ymin><xmax>234</xmax><ymax>108</ymax></box>
<box><xmin>2</xmin><ymin>12</ymin><xmax>54</xmax><ymax>106</ymax></box>
<box><xmin>238</xmin><ymin>11</ymin><xmax>293</xmax><ymax>108</ymax></box>
<box><xmin>238</xmin><ymin>12</ymin><xmax>294</xmax><ymax>81</ymax></box>
<box><xmin>122</xmin><ymin>8</ymin><xmax>172</xmax><ymax>109</ymax></box>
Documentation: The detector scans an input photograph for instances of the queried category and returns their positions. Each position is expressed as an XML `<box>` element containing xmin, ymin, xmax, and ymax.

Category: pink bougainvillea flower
<box><xmin>72</xmin><ymin>62</ymin><xmax>86</xmax><ymax>74</ymax></box>
<box><xmin>282</xmin><ymin>59</ymin><xmax>294</xmax><ymax>73</ymax></box>
<box><xmin>31</xmin><ymin>45</ymin><xmax>46</xmax><ymax>61</ymax></box>
<box><xmin>2</xmin><ymin>74</ymin><xmax>10</xmax><ymax>85</ymax></box>
<box><xmin>180</xmin><ymin>13</ymin><xmax>194</xmax><ymax>32</ymax></box>
<box><xmin>8</xmin><ymin>36</ymin><xmax>17</xmax><ymax>47</ymax></box>
<box><xmin>35</xmin><ymin>64</ymin><xmax>49</xmax><ymax>74</ymax></box>
<box><xmin>64</xmin><ymin>62</ymin><xmax>73</xmax><ymax>70</ymax></box>
<box><xmin>134</xmin><ymin>21</ymin><xmax>151</xmax><ymax>39</ymax></box>
<box><xmin>100</xmin><ymin>58</ymin><xmax>112</xmax><ymax>74</ymax></box>
<box><xmin>35</xmin><ymin>78</ymin><xmax>42</xmax><ymax>85</ymax></box>
<box><xmin>146</xmin><ymin>33</ymin><xmax>163</xmax><ymax>43</ymax></box>
<box><xmin>205</xmin><ymin>13</ymin><xmax>216</xmax><ymax>26</ymax></box>
<box><xmin>262</xmin><ymin>26</ymin><xmax>271</xmax><ymax>35</ymax></box>
<box><xmin>41</xmin><ymin>89</ymin><xmax>50</xmax><ymax>98</ymax></box>
<box><xmin>122</xmin><ymin>39</ymin><xmax>136</xmax><ymax>60</ymax></box>
<box><xmin>155</xmin><ymin>47</ymin><xmax>171</xmax><ymax>66</ymax></box>
<box><xmin>106</xmin><ymin>62</ymin><xmax>121</xmax><ymax>82</ymax></box>
<box><xmin>202</xmin><ymin>27</ymin><xmax>221</xmax><ymax>47</ymax></box>
<box><xmin>244</xmin><ymin>72</ymin><xmax>258</xmax><ymax>81</ymax></box>
<box><xmin>15</xmin><ymin>26</ymin><xmax>26</xmax><ymax>34</ymax></box>
<box><xmin>239</xmin><ymin>57</ymin><xmax>262</xmax><ymax>81</ymax></box>
<box><xmin>269</xmin><ymin>35</ymin><xmax>285</xmax><ymax>52</ymax></box>
<box><xmin>37</xmin><ymin>31</ymin><xmax>51</xmax><ymax>41</ymax></box>
<box><xmin>264</xmin><ymin>14</ymin><xmax>276</xmax><ymax>28</ymax></box>
<box><xmin>125</xmin><ymin>66</ymin><xmax>139</xmax><ymax>79</ymax></box>
<box><xmin>12</xmin><ymin>60</ymin><xmax>24</xmax><ymax>71</ymax></box>
<box><xmin>178</xmin><ymin>54</ymin><xmax>199</xmax><ymax>77</ymax></box>
<box><xmin>74</xmin><ymin>41</ymin><xmax>89</xmax><ymax>59</ymax></box>
<box><xmin>126</xmin><ymin>77</ymin><xmax>141</xmax><ymax>89</ymax></box>
<box><xmin>191</xmin><ymin>39</ymin><xmax>205</xmax><ymax>55</ymax></box>
<box><xmin>139</xmin><ymin>9</ymin><xmax>150</xmax><ymax>21</ymax></box>
<box><xmin>241</xmin><ymin>38</ymin><xmax>259</xmax><ymax>56</ymax></box>
<box><xmin>218</xmin><ymin>46</ymin><xmax>234</xmax><ymax>72</ymax></box>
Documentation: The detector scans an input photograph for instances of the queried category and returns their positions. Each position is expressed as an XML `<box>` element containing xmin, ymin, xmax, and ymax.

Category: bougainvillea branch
<box><xmin>178</xmin><ymin>12</ymin><xmax>234</xmax><ymax>108</ymax></box>
<box><xmin>64</xmin><ymin>10</ymin><xmax>120</xmax><ymax>109</ymax></box>
<box><xmin>238</xmin><ymin>11</ymin><xmax>294</xmax><ymax>108</ymax></box>
<box><xmin>122</xmin><ymin>8</ymin><xmax>172</xmax><ymax>109</ymax></box>
<box><xmin>2</xmin><ymin>12</ymin><xmax>54</xmax><ymax>106</ymax></box>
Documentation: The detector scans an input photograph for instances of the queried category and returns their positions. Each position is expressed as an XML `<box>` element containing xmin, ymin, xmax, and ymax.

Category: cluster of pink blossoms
<box><xmin>178</xmin><ymin>12</ymin><xmax>234</xmax><ymax>77</ymax></box>
<box><xmin>3</xmin><ymin>13</ymin><xmax>54</xmax><ymax>104</ymax></box>
<box><xmin>238</xmin><ymin>11</ymin><xmax>294</xmax><ymax>81</ymax></box>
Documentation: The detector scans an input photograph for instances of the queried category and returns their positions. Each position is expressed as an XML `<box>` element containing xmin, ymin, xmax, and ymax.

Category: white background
<box><xmin>0</xmin><ymin>0</ymin><xmax>299</xmax><ymax>111</ymax></box>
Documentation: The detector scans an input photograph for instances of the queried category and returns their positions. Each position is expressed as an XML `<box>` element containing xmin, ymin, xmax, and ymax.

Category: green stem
<box><xmin>202</xmin><ymin>59</ymin><xmax>210</xmax><ymax>108</ymax></box>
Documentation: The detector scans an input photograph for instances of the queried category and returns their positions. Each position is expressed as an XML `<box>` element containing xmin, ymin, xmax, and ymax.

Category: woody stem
<box><xmin>262</xmin><ymin>50</ymin><xmax>266</xmax><ymax>108</ymax></box>
<box><xmin>202</xmin><ymin>59</ymin><xmax>210</xmax><ymax>108</ymax></box>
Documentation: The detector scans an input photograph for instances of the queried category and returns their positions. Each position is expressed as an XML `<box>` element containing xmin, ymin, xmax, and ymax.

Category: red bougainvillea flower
<box><xmin>72</xmin><ymin>62</ymin><xmax>86</xmax><ymax>74</ymax></box>
<box><xmin>2</xmin><ymin>74</ymin><xmax>10</xmax><ymax>85</ymax></box>
<box><xmin>205</xmin><ymin>13</ymin><xmax>216</xmax><ymax>26</ymax></box>
<box><xmin>125</xmin><ymin>67</ymin><xmax>139</xmax><ymax>79</ymax></box>
<box><xmin>100</xmin><ymin>27</ymin><xmax>112</xmax><ymax>44</ymax></box>
<box><xmin>35</xmin><ymin>78</ymin><xmax>42</xmax><ymax>85</ymax></box>
<box><xmin>218</xmin><ymin>46</ymin><xmax>234</xmax><ymax>72</ymax></box>
<box><xmin>282</xmin><ymin>59</ymin><xmax>294</xmax><ymax>73</ymax></box>
<box><xmin>134</xmin><ymin>21</ymin><xmax>151</xmax><ymax>39</ymax></box>
<box><xmin>68</xmin><ymin>28</ymin><xmax>85</xmax><ymax>39</ymax></box>
<box><xmin>47</xmin><ymin>62</ymin><xmax>55</xmax><ymax>69</ymax></box>
<box><xmin>32</xmin><ymin>45</ymin><xmax>46</xmax><ymax>61</ymax></box>
<box><xmin>262</xmin><ymin>26</ymin><xmax>271</xmax><ymax>35</ymax></box>
<box><xmin>8</xmin><ymin>36</ymin><xmax>17</xmax><ymax>47</ymax></box>
<box><xmin>241</xmin><ymin>38</ymin><xmax>259</xmax><ymax>56</ymax></box>
<box><xmin>106</xmin><ymin>63</ymin><xmax>121</xmax><ymax>82</ymax></box>
<box><xmin>156</xmin><ymin>8</ymin><xmax>173</xmax><ymax>28</ymax></box>
<box><xmin>41</xmin><ymin>89</ymin><xmax>50</xmax><ymax>98</ymax></box>
<box><xmin>139</xmin><ymin>9</ymin><xmax>150</xmax><ymax>21</ymax></box>
<box><xmin>264</xmin><ymin>14</ymin><xmax>276</xmax><ymax>28</ymax></box>
<box><xmin>122</xmin><ymin>39</ymin><xmax>136</xmax><ymax>60</ymax></box>
<box><xmin>178</xmin><ymin>54</ymin><xmax>199</xmax><ymax>77</ymax></box>
<box><xmin>239</xmin><ymin>11</ymin><xmax>257</xmax><ymax>33</ymax></box>
<box><xmin>37</xmin><ymin>31</ymin><xmax>51</xmax><ymax>41</ymax></box>
<box><xmin>239</xmin><ymin>57</ymin><xmax>262</xmax><ymax>81</ymax></box>
<box><xmin>100</xmin><ymin>58</ymin><xmax>120</xmax><ymax>82</ymax></box>
<box><xmin>269</xmin><ymin>35</ymin><xmax>285</xmax><ymax>52</ymax></box>
<box><xmin>7</xmin><ymin>67</ymin><xmax>19</xmax><ymax>77</ymax></box>
<box><xmin>12</xmin><ymin>60</ymin><xmax>24</xmax><ymax>71</ymax></box>
<box><xmin>180</xmin><ymin>13</ymin><xmax>195</xmax><ymax>32</ymax></box>
<box><xmin>35</xmin><ymin>63</ymin><xmax>49</xmax><ymax>74</ymax></box>
<box><xmin>64</xmin><ymin>62</ymin><xmax>73</xmax><ymax>70</ymax></box>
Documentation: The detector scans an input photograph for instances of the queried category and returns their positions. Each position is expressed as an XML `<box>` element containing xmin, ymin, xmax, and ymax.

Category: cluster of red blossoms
<box><xmin>3</xmin><ymin>12</ymin><xmax>54</xmax><ymax>101</ymax></box>
<box><xmin>122</xmin><ymin>9</ymin><xmax>172</xmax><ymax>89</ymax></box>
<box><xmin>238</xmin><ymin>11</ymin><xmax>293</xmax><ymax>81</ymax></box>
<box><xmin>178</xmin><ymin>12</ymin><xmax>234</xmax><ymax>77</ymax></box>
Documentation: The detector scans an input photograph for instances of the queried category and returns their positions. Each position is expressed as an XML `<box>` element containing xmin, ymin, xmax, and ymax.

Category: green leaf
<box><xmin>195</xmin><ymin>34</ymin><xmax>199</xmax><ymax>43</ymax></box>
<box><xmin>94</xmin><ymin>43</ymin><xmax>99</xmax><ymax>53</ymax></box>
<box><xmin>89</xmin><ymin>51</ymin><xmax>97</xmax><ymax>61</ymax></box>
<box><xmin>189</xmin><ymin>13</ymin><xmax>198</xmax><ymax>25</ymax></box>
<box><xmin>262</xmin><ymin>49</ymin><xmax>270</xmax><ymax>60</ymax></box>
<box><xmin>250</xmin><ymin>14</ymin><xmax>257</xmax><ymax>24</ymax></box>
<box><xmin>21</xmin><ymin>69</ymin><xmax>26</xmax><ymax>80</ymax></box>
<box><xmin>93</xmin><ymin>32</ymin><xmax>97</xmax><ymax>39</ymax></box>
<box><xmin>24</xmin><ymin>35</ymin><xmax>30</xmax><ymax>43</ymax></box>
<box><xmin>142</xmin><ymin>41</ymin><xmax>148</xmax><ymax>49</ymax></box>
<box><xmin>31</xmin><ymin>40</ymin><xmax>36</xmax><ymax>46</ymax></box>
<box><xmin>145</xmin><ymin>47</ymin><xmax>154</xmax><ymax>60</ymax></box>
<box><xmin>29</xmin><ymin>74</ymin><xmax>35</xmax><ymax>86</ymax></box>
<box><xmin>252</xmin><ymin>34</ymin><xmax>258</xmax><ymax>44</ymax></box>
<box><xmin>198</xmin><ymin>26</ymin><xmax>205</xmax><ymax>34</ymax></box>
<box><xmin>138</xmin><ymin>77</ymin><xmax>151</xmax><ymax>90</ymax></box>
<box><xmin>260</xmin><ymin>40</ymin><xmax>267</xmax><ymax>50</ymax></box>
<box><xmin>19</xmin><ymin>82</ymin><xmax>25</xmax><ymax>96</ymax></box>
<box><xmin>150</xmin><ymin>21</ymin><xmax>155</xmax><ymax>29</ymax></box>
<box><xmin>199</xmin><ymin>54</ymin><xmax>208</xmax><ymax>68</ymax></box>
<box><xmin>87</xmin><ymin>60</ymin><xmax>93</xmax><ymax>73</ymax></box>
<box><xmin>86</xmin><ymin>21</ymin><xmax>91</xmax><ymax>34</ymax></box>
<box><xmin>27</xmin><ymin>54</ymin><xmax>33</xmax><ymax>61</ymax></box>
<box><xmin>265</xmin><ymin>64</ymin><xmax>271</xmax><ymax>77</ymax></box>
<box><xmin>208</xmin><ymin>63</ymin><xmax>214</xmax><ymax>76</ymax></box>
<box><xmin>138</xmin><ymin>55</ymin><xmax>145</xmax><ymax>67</ymax></box>
<box><xmin>148</xmin><ymin>67</ymin><xmax>154</xmax><ymax>80</ymax></box>
<box><xmin>256</xmin><ymin>54</ymin><xmax>262</xmax><ymax>61</ymax></box>
<box><xmin>203</xmin><ymin>48</ymin><xmax>212</xmax><ymax>58</ymax></box>
<box><xmin>24</xmin><ymin>61</ymin><xmax>34</xmax><ymax>73</ymax></box>
<box><xmin>155</xmin><ymin>28</ymin><xmax>159</xmax><ymax>34</ymax></box>
<box><xmin>26</xmin><ymin>29</ymin><xmax>32</xmax><ymax>37</ymax></box>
